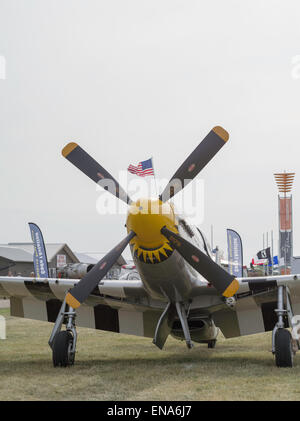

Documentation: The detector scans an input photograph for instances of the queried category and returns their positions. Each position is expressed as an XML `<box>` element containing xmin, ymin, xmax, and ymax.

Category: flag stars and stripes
<box><xmin>128</xmin><ymin>158</ymin><xmax>154</xmax><ymax>177</ymax></box>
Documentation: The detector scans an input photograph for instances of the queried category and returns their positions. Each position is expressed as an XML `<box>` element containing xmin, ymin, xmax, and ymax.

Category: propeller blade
<box><xmin>159</xmin><ymin>126</ymin><xmax>229</xmax><ymax>202</ymax></box>
<box><xmin>161</xmin><ymin>226</ymin><xmax>239</xmax><ymax>298</ymax></box>
<box><xmin>65</xmin><ymin>231</ymin><xmax>136</xmax><ymax>309</ymax></box>
<box><xmin>62</xmin><ymin>142</ymin><xmax>132</xmax><ymax>204</ymax></box>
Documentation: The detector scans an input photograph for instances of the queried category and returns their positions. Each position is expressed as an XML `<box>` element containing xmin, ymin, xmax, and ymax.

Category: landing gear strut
<box><xmin>49</xmin><ymin>295</ymin><xmax>77</xmax><ymax>367</ymax></box>
<box><xmin>272</xmin><ymin>285</ymin><xmax>299</xmax><ymax>367</ymax></box>
<box><xmin>208</xmin><ymin>339</ymin><xmax>216</xmax><ymax>349</ymax></box>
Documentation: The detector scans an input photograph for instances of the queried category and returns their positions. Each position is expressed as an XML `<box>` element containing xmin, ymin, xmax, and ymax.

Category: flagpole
<box><xmin>151</xmin><ymin>156</ymin><xmax>158</xmax><ymax>197</ymax></box>
<box><xmin>266</xmin><ymin>231</ymin><xmax>269</xmax><ymax>275</ymax></box>
<box><xmin>271</xmin><ymin>229</ymin><xmax>274</xmax><ymax>275</ymax></box>
<box><xmin>263</xmin><ymin>233</ymin><xmax>265</xmax><ymax>275</ymax></box>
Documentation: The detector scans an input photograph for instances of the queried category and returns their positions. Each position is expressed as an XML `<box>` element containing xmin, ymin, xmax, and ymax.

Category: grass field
<box><xmin>1</xmin><ymin>307</ymin><xmax>300</xmax><ymax>401</ymax></box>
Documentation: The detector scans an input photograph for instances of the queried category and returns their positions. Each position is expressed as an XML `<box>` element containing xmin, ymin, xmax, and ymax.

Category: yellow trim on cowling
<box><xmin>130</xmin><ymin>238</ymin><xmax>174</xmax><ymax>264</ymax></box>
<box><xmin>159</xmin><ymin>248</ymin><xmax>168</xmax><ymax>258</ymax></box>
<box><xmin>163</xmin><ymin>242</ymin><xmax>173</xmax><ymax>251</ymax></box>
<box><xmin>62</xmin><ymin>142</ymin><xmax>78</xmax><ymax>157</ymax></box>
<box><xmin>148</xmin><ymin>252</ymin><xmax>154</xmax><ymax>263</ymax></box>
<box><xmin>222</xmin><ymin>279</ymin><xmax>239</xmax><ymax>298</ymax></box>
<box><xmin>142</xmin><ymin>250</ymin><xmax>148</xmax><ymax>262</ymax></box>
<box><xmin>66</xmin><ymin>292</ymin><xmax>81</xmax><ymax>309</ymax></box>
<box><xmin>153</xmin><ymin>250</ymin><xmax>161</xmax><ymax>261</ymax></box>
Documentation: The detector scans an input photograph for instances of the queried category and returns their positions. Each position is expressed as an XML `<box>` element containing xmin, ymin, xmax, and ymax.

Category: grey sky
<box><xmin>0</xmin><ymin>0</ymin><xmax>299</xmax><ymax>264</ymax></box>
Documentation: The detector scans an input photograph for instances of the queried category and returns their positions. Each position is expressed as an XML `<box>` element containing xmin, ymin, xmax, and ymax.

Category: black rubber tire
<box><xmin>208</xmin><ymin>340</ymin><xmax>216</xmax><ymax>349</ymax></box>
<box><xmin>52</xmin><ymin>331</ymin><xmax>74</xmax><ymax>367</ymax></box>
<box><xmin>275</xmin><ymin>329</ymin><xmax>293</xmax><ymax>368</ymax></box>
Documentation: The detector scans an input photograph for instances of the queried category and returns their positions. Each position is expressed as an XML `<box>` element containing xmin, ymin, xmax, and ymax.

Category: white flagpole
<box><xmin>271</xmin><ymin>229</ymin><xmax>274</xmax><ymax>275</ymax></box>
<box><xmin>151</xmin><ymin>156</ymin><xmax>158</xmax><ymax>197</ymax></box>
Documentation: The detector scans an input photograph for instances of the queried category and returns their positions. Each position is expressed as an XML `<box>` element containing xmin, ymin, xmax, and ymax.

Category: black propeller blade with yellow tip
<box><xmin>65</xmin><ymin>231</ymin><xmax>136</xmax><ymax>309</ymax></box>
<box><xmin>159</xmin><ymin>126</ymin><xmax>229</xmax><ymax>202</ymax></box>
<box><xmin>62</xmin><ymin>142</ymin><xmax>132</xmax><ymax>205</ymax></box>
<box><xmin>161</xmin><ymin>226</ymin><xmax>239</xmax><ymax>298</ymax></box>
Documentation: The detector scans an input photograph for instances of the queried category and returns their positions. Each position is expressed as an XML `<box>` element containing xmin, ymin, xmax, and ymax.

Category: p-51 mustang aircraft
<box><xmin>1</xmin><ymin>126</ymin><xmax>300</xmax><ymax>368</ymax></box>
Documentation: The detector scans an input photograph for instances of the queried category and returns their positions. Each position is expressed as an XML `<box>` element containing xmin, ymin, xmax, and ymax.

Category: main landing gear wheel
<box><xmin>208</xmin><ymin>340</ymin><xmax>216</xmax><ymax>349</ymax></box>
<box><xmin>49</xmin><ymin>297</ymin><xmax>77</xmax><ymax>367</ymax></box>
<box><xmin>52</xmin><ymin>331</ymin><xmax>75</xmax><ymax>367</ymax></box>
<box><xmin>275</xmin><ymin>329</ymin><xmax>293</xmax><ymax>368</ymax></box>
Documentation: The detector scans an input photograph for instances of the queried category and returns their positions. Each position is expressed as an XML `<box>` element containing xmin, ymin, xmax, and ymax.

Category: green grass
<box><xmin>0</xmin><ymin>308</ymin><xmax>300</xmax><ymax>401</ymax></box>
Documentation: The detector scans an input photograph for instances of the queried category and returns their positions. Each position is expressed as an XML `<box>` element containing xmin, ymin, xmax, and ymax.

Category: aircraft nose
<box><xmin>126</xmin><ymin>199</ymin><xmax>178</xmax><ymax>262</ymax></box>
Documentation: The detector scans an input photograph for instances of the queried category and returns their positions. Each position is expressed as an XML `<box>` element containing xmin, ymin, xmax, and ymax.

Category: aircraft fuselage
<box><xmin>126</xmin><ymin>198</ymin><xmax>210</xmax><ymax>302</ymax></box>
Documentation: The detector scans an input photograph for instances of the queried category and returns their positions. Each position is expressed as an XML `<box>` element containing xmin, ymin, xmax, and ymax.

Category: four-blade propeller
<box><xmin>62</xmin><ymin>125</ymin><xmax>236</xmax><ymax>306</ymax></box>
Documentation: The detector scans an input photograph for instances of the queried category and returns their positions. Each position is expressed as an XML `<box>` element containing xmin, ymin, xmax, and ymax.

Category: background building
<box><xmin>0</xmin><ymin>243</ymin><xmax>79</xmax><ymax>276</ymax></box>
<box><xmin>0</xmin><ymin>243</ymin><xmax>127</xmax><ymax>279</ymax></box>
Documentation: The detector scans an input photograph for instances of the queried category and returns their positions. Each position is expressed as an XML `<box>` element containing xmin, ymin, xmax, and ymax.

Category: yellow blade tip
<box><xmin>223</xmin><ymin>278</ymin><xmax>239</xmax><ymax>298</ymax></box>
<box><xmin>62</xmin><ymin>142</ymin><xmax>78</xmax><ymax>157</ymax></box>
<box><xmin>212</xmin><ymin>126</ymin><xmax>229</xmax><ymax>142</ymax></box>
<box><xmin>66</xmin><ymin>292</ymin><xmax>81</xmax><ymax>309</ymax></box>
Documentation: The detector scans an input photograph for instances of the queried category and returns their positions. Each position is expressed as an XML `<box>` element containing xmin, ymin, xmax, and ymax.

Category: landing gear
<box><xmin>53</xmin><ymin>331</ymin><xmax>75</xmax><ymax>367</ymax></box>
<box><xmin>153</xmin><ymin>301</ymin><xmax>194</xmax><ymax>350</ymax></box>
<box><xmin>274</xmin><ymin>329</ymin><xmax>293</xmax><ymax>367</ymax></box>
<box><xmin>208</xmin><ymin>339</ymin><xmax>216</xmax><ymax>349</ymax></box>
<box><xmin>49</xmin><ymin>295</ymin><xmax>77</xmax><ymax>367</ymax></box>
<box><xmin>272</xmin><ymin>285</ymin><xmax>299</xmax><ymax>367</ymax></box>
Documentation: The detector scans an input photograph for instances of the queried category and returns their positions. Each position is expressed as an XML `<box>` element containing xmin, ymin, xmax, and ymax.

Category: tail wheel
<box><xmin>275</xmin><ymin>329</ymin><xmax>293</xmax><ymax>368</ymax></box>
<box><xmin>52</xmin><ymin>331</ymin><xmax>75</xmax><ymax>367</ymax></box>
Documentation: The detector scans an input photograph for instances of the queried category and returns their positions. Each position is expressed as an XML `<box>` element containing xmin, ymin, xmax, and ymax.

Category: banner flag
<box><xmin>252</xmin><ymin>255</ymin><xmax>278</xmax><ymax>266</ymax></box>
<box><xmin>268</xmin><ymin>255</ymin><xmax>279</xmax><ymax>267</ymax></box>
<box><xmin>227</xmin><ymin>229</ymin><xmax>243</xmax><ymax>277</ymax></box>
<box><xmin>28</xmin><ymin>222</ymin><xmax>49</xmax><ymax>278</ymax></box>
<box><xmin>257</xmin><ymin>247</ymin><xmax>271</xmax><ymax>264</ymax></box>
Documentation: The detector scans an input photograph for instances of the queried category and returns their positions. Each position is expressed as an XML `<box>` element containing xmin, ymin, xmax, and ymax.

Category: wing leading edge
<box><xmin>210</xmin><ymin>274</ymin><xmax>300</xmax><ymax>338</ymax></box>
<box><xmin>0</xmin><ymin>276</ymin><xmax>163</xmax><ymax>339</ymax></box>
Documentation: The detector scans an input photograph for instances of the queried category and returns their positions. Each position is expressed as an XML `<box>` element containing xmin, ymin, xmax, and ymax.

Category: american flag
<box><xmin>128</xmin><ymin>158</ymin><xmax>154</xmax><ymax>177</ymax></box>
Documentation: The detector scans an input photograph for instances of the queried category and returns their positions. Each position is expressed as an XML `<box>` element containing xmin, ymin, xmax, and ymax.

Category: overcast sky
<box><xmin>1</xmin><ymin>0</ymin><xmax>300</xmax><ymax>264</ymax></box>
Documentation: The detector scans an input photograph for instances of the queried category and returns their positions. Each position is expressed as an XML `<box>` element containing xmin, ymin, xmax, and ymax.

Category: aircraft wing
<box><xmin>0</xmin><ymin>276</ymin><xmax>165</xmax><ymax>340</ymax></box>
<box><xmin>2</xmin><ymin>274</ymin><xmax>300</xmax><ymax>343</ymax></box>
<box><xmin>208</xmin><ymin>274</ymin><xmax>300</xmax><ymax>338</ymax></box>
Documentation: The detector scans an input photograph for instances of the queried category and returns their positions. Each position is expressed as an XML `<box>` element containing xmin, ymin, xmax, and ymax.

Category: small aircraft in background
<box><xmin>1</xmin><ymin>126</ymin><xmax>300</xmax><ymax>368</ymax></box>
